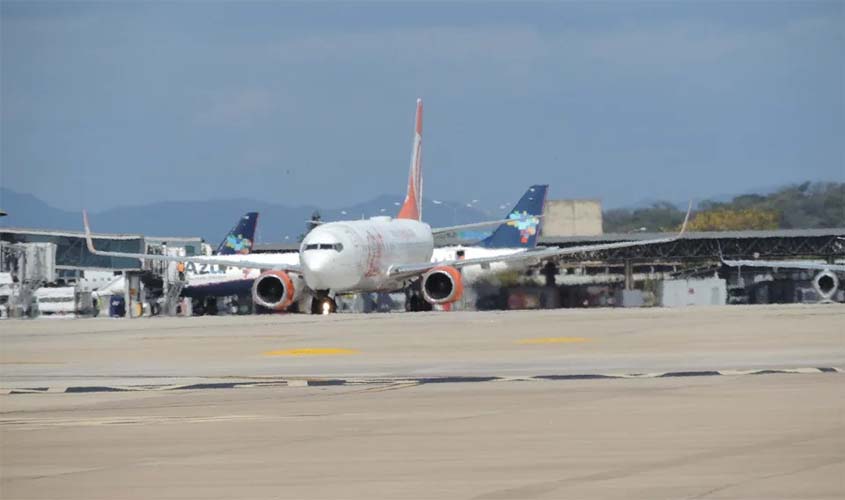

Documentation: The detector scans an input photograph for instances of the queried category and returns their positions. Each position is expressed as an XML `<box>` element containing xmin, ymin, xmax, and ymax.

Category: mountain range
<box><xmin>0</xmin><ymin>188</ymin><xmax>491</xmax><ymax>244</ymax></box>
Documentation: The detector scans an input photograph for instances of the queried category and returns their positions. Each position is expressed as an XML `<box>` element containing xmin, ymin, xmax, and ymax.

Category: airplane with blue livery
<box><xmin>433</xmin><ymin>184</ymin><xmax>546</xmax><ymax>252</ymax></box>
<box><xmin>90</xmin><ymin>212</ymin><xmax>262</xmax><ymax>309</ymax></box>
<box><xmin>178</xmin><ymin>211</ymin><xmax>278</xmax><ymax>312</ymax></box>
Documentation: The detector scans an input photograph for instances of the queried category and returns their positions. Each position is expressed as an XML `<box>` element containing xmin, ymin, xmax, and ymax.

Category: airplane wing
<box><xmin>722</xmin><ymin>259</ymin><xmax>845</xmax><ymax>272</ymax></box>
<box><xmin>431</xmin><ymin>216</ymin><xmax>543</xmax><ymax>237</ymax></box>
<box><xmin>303</xmin><ymin>216</ymin><xmax>539</xmax><ymax>235</ymax></box>
<box><xmin>389</xmin><ymin>203</ymin><xmax>691</xmax><ymax>281</ymax></box>
<box><xmin>82</xmin><ymin>211</ymin><xmax>302</xmax><ymax>273</ymax></box>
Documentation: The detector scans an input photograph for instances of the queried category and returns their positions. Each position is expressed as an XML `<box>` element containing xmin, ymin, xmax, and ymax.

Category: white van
<box><xmin>33</xmin><ymin>287</ymin><xmax>85</xmax><ymax>318</ymax></box>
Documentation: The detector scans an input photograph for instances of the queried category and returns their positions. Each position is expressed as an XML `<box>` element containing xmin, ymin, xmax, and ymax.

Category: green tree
<box><xmin>687</xmin><ymin>208</ymin><xmax>779</xmax><ymax>231</ymax></box>
<box><xmin>602</xmin><ymin>182</ymin><xmax>844</xmax><ymax>233</ymax></box>
<box><xmin>603</xmin><ymin>202</ymin><xmax>687</xmax><ymax>233</ymax></box>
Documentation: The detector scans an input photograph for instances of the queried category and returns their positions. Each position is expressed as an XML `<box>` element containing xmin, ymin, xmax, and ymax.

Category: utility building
<box><xmin>541</xmin><ymin>200</ymin><xmax>603</xmax><ymax>237</ymax></box>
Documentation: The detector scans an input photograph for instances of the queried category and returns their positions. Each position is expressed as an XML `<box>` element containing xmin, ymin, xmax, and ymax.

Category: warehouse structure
<box><xmin>532</xmin><ymin>227</ymin><xmax>845</xmax><ymax>307</ymax></box>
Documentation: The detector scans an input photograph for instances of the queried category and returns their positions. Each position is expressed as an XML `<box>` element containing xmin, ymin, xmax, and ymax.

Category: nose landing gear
<box><xmin>311</xmin><ymin>293</ymin><xmax>337</xmax><ymax>315</ymax></box>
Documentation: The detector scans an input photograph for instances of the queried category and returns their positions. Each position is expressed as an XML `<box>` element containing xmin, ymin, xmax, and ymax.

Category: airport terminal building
<box><xmin>1</xmin><ymin>227</ymin><xmax>204</xmax><ymax>317</ymax></box>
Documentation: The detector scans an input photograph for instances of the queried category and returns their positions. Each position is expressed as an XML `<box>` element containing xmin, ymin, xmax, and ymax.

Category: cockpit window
<box><xmin>304</xmin><ymin>243</ymin><xmax>343</xmax><ymax>252</ymax></box>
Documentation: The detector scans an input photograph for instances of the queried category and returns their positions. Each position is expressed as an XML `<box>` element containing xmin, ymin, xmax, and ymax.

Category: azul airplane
<box><xmin>83</xmin><ymin>99</ymin><xmax>689</xmax><ymax>314</ymax></box>
<box><xmin>180</xmin><ymin>211</ymin><xmax>263</xmax><ymax>311</ymax></box>
<box><xmin>431</xmin><ymin>185</ymin><xmax>548</xmax><ymax>283</ymax></box>
<box><xmin>89</xmin><ymin>212</ymin><xmax>260</xmax><ymax>301</ymax></box>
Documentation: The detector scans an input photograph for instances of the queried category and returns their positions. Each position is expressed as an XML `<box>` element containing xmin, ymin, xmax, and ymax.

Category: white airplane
<box><xmin>83</xmin><ymin>98</ymin><xmax>690</xmax><ymax>314</ymax></box>
<box><xmin>430</xmin><ymin>184</ymin><xmax>548</xmax><ymax>284</ymax></box>
<box><xmin>722</xmin><ymin>258</ymin><xmax>844</xmax><ymax>301</ymax></box>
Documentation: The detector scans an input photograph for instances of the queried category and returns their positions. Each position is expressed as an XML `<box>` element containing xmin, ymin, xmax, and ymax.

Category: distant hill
<box><xmin>621</xmin><ymin>183</ymin><xmax>785</xmax><ymax>211</ymax></box>
<box><xmin>6</xmin><ymin>182</ymin><xmax>841</xmax><ymax>243</ymax></box>
<box><xmin>0</xmin><ymin>188</ymin><xmax>489</xmax><ymax>244</ymax></box>
<box><xmin>0</xmin><ymin>189</ymin><xmax>81</xmax><ymax>231</ymax></box>
<box><xmin>604</xmin><ymin>182</ymin><xmax>845</xmax><ymax>233</ymax></box>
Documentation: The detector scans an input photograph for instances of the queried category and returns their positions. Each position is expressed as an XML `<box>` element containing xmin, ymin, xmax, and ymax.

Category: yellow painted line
<box><xmin>263</xmin><ymin>348</ymin><xmax>359</xmax><ymax>357</ymax></box>
<box><xmin>517</xmin><ymin>337</ymin><xmax>589</xmax><ymax>345</ymax></box>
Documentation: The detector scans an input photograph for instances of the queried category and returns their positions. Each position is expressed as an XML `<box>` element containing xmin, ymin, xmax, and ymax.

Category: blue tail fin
<box><xmin>215</xmin><ymin>212</ymin><xmax>259</xmax><ymax>255</ymax></box>
<box><xmin>478</xmin><ymin>185</ymin><xmax>548</xmax><ymax>249</ymax></box>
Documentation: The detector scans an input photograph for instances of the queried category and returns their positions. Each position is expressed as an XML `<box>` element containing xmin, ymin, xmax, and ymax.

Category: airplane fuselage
<box><xmin>176</xmin><ymin>218</ymin><xmax>434</xmax><ymax>298</ymax></box>
<box><xmin>300</xmin><ymin>216</ymin><xmax>433</xmax><ymax>293</ymax></box>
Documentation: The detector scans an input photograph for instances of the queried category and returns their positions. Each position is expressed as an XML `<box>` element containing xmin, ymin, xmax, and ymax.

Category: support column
<box><xmin>541</xmin><ymin>261</ymin><xmax>558</xmax><ymax>287</ymax></box>
<box><xmin>124</xmin><ymin>272</ymin><xmax>142</xmax><ymax>318</ymax></box>
<box><xmin>123</xmin><ymin>271</ymin><xmax>131</xmax><ymax>318</ymax></box>
<box><xmin>624</xmin><ymin>260</ymin><xmax>634</xmax><ymax>291</ymax></box>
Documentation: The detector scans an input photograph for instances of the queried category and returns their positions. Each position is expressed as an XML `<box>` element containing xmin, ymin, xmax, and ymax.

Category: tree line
<box><xmin>603</xmin><ymin>182</ymin><xmax>844</xmax><ymax>233</ymax></box>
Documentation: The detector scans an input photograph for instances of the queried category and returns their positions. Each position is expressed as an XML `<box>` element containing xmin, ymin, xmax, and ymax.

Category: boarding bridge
<box><xmin>0</xmin><ymin>242</ymin><xmax>57</xmax><ymax>317</ymax></box>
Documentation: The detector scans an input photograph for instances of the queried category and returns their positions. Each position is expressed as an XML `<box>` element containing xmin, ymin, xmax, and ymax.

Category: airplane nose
<box><xmin>302</xmin><ymin>252</ymin><xmax>334</xmax><ymax>288</ymax></box>
<box><xmin>303</xmin><ymin>252</ymin><xmax>328</xmax><ymax>272</ymax></box>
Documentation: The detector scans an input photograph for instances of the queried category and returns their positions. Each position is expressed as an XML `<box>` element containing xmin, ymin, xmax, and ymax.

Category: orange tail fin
<box><xmin>397</xmin><ymin>98</ymin><xmax>423</xmax><ymax>220</ymax></box>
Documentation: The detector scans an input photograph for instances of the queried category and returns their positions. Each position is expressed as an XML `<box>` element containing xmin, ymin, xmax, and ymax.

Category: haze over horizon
<box><xmin>2</xmin><ymin>2</ymin><xmax>843</xmax><ymax>213</ymax></box>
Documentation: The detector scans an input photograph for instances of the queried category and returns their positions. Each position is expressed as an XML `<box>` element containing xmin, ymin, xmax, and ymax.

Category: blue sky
<box><xmin>2</xmin><ymin>1</ymin><xmax>843</xmax><ymax>213</ymax></box>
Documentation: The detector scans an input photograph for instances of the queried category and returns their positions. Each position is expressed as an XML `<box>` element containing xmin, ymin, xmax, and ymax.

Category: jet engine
<box><xmin>252</xmin><ymin>271</ymin><xmax>303</xmax><ymax>311</ymax></box>
<box><xmin>421</xmin><ymin>266</ymin><xmax>464</xmax><ymax>305</ymax></box>
<box><xmin>813</xmin><ymin>270</ymin><xmax>840</xmax><ymax>301</ymax></box>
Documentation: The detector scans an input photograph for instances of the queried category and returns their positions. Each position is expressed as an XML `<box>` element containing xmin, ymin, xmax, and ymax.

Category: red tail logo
<box><xmin>397</xmin><ymin>98</ymin><xmax>423</xmax><ymax>221</ymax></box>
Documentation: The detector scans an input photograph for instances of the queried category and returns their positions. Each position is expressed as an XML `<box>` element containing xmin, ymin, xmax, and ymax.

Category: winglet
<box><xmin>82</xmin><ymin>210</ymin><xmax>98</xmax><ymax>254</ymax></box>
<box><xmin>431</xmin><ymin>214</ymin><xmax>544</xmax><ymax>237</ymax></box>
<box><xmin>679</xmin><ymin>200</ymin><xmax>692</xmax><ymax>236</ymax></box>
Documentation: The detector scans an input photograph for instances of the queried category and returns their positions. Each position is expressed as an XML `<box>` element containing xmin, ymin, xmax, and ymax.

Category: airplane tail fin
<box><xmin>215</xmin><ymin>212</ymin><xmax>259</xmax><ymax>255</ymax></box>
<box><xmin>397</xmin><ymin>98</ymin><xmax>423</xmax><ymax>221</ymax></box>
<box><xmin>478</xmin><ymin>185</ymin><xmax>548</xmax><ymax>249</ymax></box>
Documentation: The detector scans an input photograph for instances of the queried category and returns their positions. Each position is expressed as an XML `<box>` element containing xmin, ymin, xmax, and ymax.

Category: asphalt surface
<box><xmin>1</xmin><ymin>304</ymin><xmax>844</xmax><ymax>499</ymax></box>
<box><xmin>1</xmin><ymin>304</ymin><xmax>843</xmax><ymax>390</ymax></box>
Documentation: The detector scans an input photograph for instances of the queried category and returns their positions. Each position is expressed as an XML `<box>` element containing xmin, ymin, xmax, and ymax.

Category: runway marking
<box><xmin>263</xmin><ymin>348</ymin><xmax>359</xmax><ymax>357</ymax></box>
<box><xmin>0</xmin><ymin>414</ymin><xmax>270</xmax><ymax>429</ymax></box>
<box><xmin>3</xmin><ymin>367</ymin><xmax>841</xmax><ymax>395</ymax></box>
<box><xmin>517</xmin><ymin>337</ymin><xmax>589</xmax><ymax>345</ymax></box>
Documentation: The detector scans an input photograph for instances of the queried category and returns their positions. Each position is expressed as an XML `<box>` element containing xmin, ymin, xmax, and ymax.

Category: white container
<box><xmin>658</xmin><ymin>278</ymin><xmax>727</xmax><ymax>307</ymax></box>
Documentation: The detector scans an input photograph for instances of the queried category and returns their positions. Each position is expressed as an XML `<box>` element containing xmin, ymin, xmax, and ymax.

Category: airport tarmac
<box><xmin>1</xmin><ymin>304</ymin><xmax>844</xmax><ymax>390</ymax></box>
<box><xmin>1</xmin><ymin>304</ymin><xmax>844</xmax><ymax>499</ymax></box>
